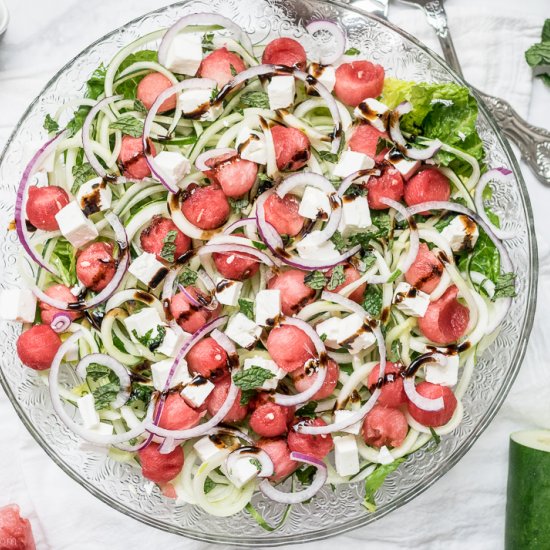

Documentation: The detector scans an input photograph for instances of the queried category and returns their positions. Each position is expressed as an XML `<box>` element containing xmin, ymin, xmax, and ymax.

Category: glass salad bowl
<box><xmin>0</xmin><ymin>0</ymin><xmax>537</xmax><ymax>545</ymax></box>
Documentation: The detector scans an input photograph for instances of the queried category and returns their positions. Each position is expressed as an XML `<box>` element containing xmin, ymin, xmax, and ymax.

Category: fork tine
<box><xmin>348</xmin><ymin>0</ymin><xmax>389</xmax><ymax>19</ymax></box>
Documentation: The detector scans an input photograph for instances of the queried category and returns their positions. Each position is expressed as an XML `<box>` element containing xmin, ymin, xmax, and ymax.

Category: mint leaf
<box><xmin>204</xmin><ymin>477</ymin><xmax>216</xmax><ymax>494</ymax></box>
<box><xmin>160</xmin><ymin>230</ymin><xmax>178</xmax><ymax>263</ymax></box>
<box><xmin>343</xmin><ymin>184</ymin><xmax>367</xmax><ymax>198</ymax></box>
<box><xmin>50</xmin><ymin>238</ymin><xmax>78</xmax><ymax>287</ymax></box>
<box><xmin>295</xmin><ymin>465</ymin><xmax>316</xmax><ymax>485</ymax></box>
<box><xmin>127</xmin><ymin>383</ymin><xmax>153</xmax><ymax>406</ymax></box>
<box><xmin>202</xmin><ymin>32</ymin><xmax>215</xmax><ymax>48</ymax></box>
<box><xmin>177</xmin><ymin>268</ymin><xmax>198</xmax><ymax>286</ymax></box>
<box><xmin>344</xmin><ymin>47</ymin><xmax>360</xmax><ymax>56</ymax></box>
<box><xmin>363</xmin><ymin>254</ymin><xmax>377</xmax><ymax>270</ymax></box>
<box><xmin>93</xmin><ymin>382</ymin><xmax>120</xmax><ymax>410</ymax></box>
<box><xmin>71</xmin><ymin>162</ymin><xmax>96</xmax><ymax>194</ymax></box>
<box><xmin>230</xmin><ymin>64</ymin><xmax>238</xmax><ymax>77</ymax></box>
<box><xmin>525</xmin><ymin>42</ymin><xmax>550</xmax><ymax>67</ymax></box>
<box><xmin>304</xmin><ymin>270</ymin><xmax>327</xmax><ymax>290</ymax></box>
<box><xmin>370</xmin><ymin>211</ymin><xmax>392</xmax><ymax>238</ymax></box>
<box><xmin>115</xmin><ymin>50</ymin><xmax>158</xmax><ymax>100</ymax></box>
<box><xmin>318</xmin><ymin>150</ymin><xmax>339</xmax><ymax>163</ymax></box>
<box><xmin>252</xmin><ymin>240</ymin><xmax>267</xmax><ymax>251</ymax></box>
<box><xmin>250</xmin><ymin>458</ymin><xmax>262</xmax><ymax>471</ymax></box>
<box><xmin>295</xmin><ymin>401</ymin><xmax>318</xmax><ymax>419</ymax></box>
<box><xmin>86</xmin><ymin>363</ymin><xmax>118</xmax><ymax>383</ymax></box>
<box><xmin>43</xmin><ymin>114</ymin><xmax>59</xmax><ymax>134</ymax></box>
<box><xmin>229</xmin><ymin>197</ymin><xmax>250</xmax><ymax>213</ymax></box>
<box><xmin>132</xmin><ymin>326</ymin><xmax>166</xmax><ymax>351</ymax></box>
<box><xmin>330</xmin><ymin>230</ymin><xmax>346</xmax><ymax>253</ymax></box>
<box><xmin>110</xmin><ymin>115</ymin><xmax>144</xmax><ymax>138</ymax></box>
<box><xmin>492</xmin><ymin>272</ymin><xmax>516</xmax><ymax>301</ymax></box>
<box><xmin>233</xmin><ymin>366</ymin><xmax>275</xmax><ymax>391</ymax></box>
<box><xmin>543</xmin><ymin>19</ymin><xmax>550</xmax><ymax>42</ymax></box>
<box><xmin>240</xmin><ymin>388</ymin><xmax>256</xmax><ymax>405</ymax></box>
<box><xmin>240</xmin><ymin>91</ymin><xmax>270</xmax><ymax>109</ymax></box>
<box><xmin>238</xmin><ymin>298</ymin><xmax>254</xmax><ymax>320</ymax></box>
<box><xmin>375</xmin><ymin>137</ymin><xmax>393</xmax><ymax>156</ymax></box>
<box><xmin>87</xmin><ymin>63</ymin><xmax>107</xmax><ymax>100</ymax></box>
<box><xmin>327</xmin><ymin>264</ymin><xmax>345</xmax><ymax>291</ymax></box>
<box><xmin>363</xmin><ymin>459</ymin><xmax>404</xmax><ymax>512</ymax></box>
<box><xmin>363</xmin><ymin>284</ymin><xmax>383</xmax><ymax>318</ymax></box>
<box><xmin>134</xmin><ymin>99</ymin><xmax>148</xmax><ymax>114</ymax></box>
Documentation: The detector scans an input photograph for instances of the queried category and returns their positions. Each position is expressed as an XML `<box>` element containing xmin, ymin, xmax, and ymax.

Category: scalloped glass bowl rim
<box><xmin>0</xmin><ymin>0</ymin><xmax>538</xmax><ymax>546</ymax></box>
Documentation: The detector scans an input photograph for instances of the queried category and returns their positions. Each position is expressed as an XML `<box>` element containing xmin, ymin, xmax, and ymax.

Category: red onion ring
<box><xmin>272</xmin><ymin>317</ymin><xmax>328</xmax><ymax>406</ymax></box>
<box><xmin>15</xmin><ymin>130</ymin><xmax>67</xmax><ymax>273</ymax></box>
<box><xmin>226</xmin><ymin>446</ymin><xmax>274</xmax><ymax>479</ymax></box>
<box><xmin>82</xmin><ymin>95</ymin><xmax>122</xmax><ymax>178</ymax></box>
<box><xmin>403</xmin><ymin>376</ymin><xmax>444</xmax><ymax>412</ymax></box>
<box><xmin>259</xmin><ymin>452</ymin><xmax>327</xmax><ymax>504</ymax></box>
<box><xmin>214</xmin><ymin>64</ymin><xmax>342</xmax><ymax>154</ymax></box>
<box><xmin>157</xmin><ymin>13</ymin><xmax>253</xmax><ymax>67</ymax></box>
<box><xmin>32</xmin><ymin>212</ymin><xmax>129</xmax><ymax>311</ymax></box>
<box><xmin>306</xmin><ymin>20</ymin><xmax>346</xmax><ymax>65</ymax></box>
<box><xmin>389</xmin><ymin>102</ymin><xmax>442</xmax><ymax>160</ymax></box>
<box><xmin>380</xmin><ymin>197</ymin><xmax>419</xmax><ymax>276</ymax></box>
<box><xmin>256</xmin><ymin>190</ymin><xmax>360</xmax><ymax>270</ymax></box>
<box><xmin>197</xmin><ymin>242</ymin><xmax>275</xmax><ymax>267</ymax></box>
<box><xmin>337</xmin><ymin>169</ymin><xmax>380</xmax><ymax>197</ymax></box>
<box><xmin>50</xmin><ymin>312</ymin><xmax>71</xmax><ymax>333</ymax></box>
<box><xmin>210</xmin><ymin>328</ymin><xmax>237</xmax><ymax>356</ymax></box>
<box><xmin>474</xmin><ymin>168</ymin><xmax>515</xmax><ymax>240</ymax></box>
<box><xmin>177</xmin><ymin>284</ymin><xmax>203</xmax><ymax>308</ymax></box>
<box><xmin>75</xmin><ymin>353</ymin><xmax>131</xmax><ymax>409</ymax></box>
<box><xmin>48</xmin><ymin>332</ymin><xmax>149</xmax><ymax>445</ymax></box>
<box><xmin>223</xmin><ymin>217</ymin><xmax>257</xmax><ymax>235</ymax></box>
<box><xmin>195</xmin><ymin>148</ymin><xmax>237</xmax><ymax>171</ymax></box>
<box><xmin>143</xmin><ymin>78</ymin><xmax>217</xmax><ymax>193</ymax></box>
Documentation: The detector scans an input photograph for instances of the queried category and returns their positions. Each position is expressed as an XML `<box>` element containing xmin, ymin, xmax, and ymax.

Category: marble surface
<box><xmin>1</xmin><ymin>1</ymin><xmax>550</xmax><ymax>549</ymax></box>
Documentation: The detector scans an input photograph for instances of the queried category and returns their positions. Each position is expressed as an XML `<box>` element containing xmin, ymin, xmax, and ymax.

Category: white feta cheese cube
<box><xmin>308</xmin><ymin>63</ymin><xmax>336</xmax><ymax>93</ymax></box>
<box><xmin>153</xmin><ymin>151</ymin><xmax>191</xmax><ymax>185</ymax></box>
<box><xmin>334</xmin><ymin>435</ymin><xmax>360</xmax><ymax>476</ymax></box>
<box><xmin>236</xmin><ymin>127</ymin><xmax>267</xmax><ymax>165</ymax></box>
<box><xmin>333</xmin><ymin>150</ymin><xmax>375</xmax><ymax>178</ymax></box>
<box><xmin>128</xmin><ymin>252</ymin><xmax>168</xmax><ymax>288</ymax></box>
<box><xmin>378</xmin><ymin>445</ymin><xmax>395</xmax><ymax>465</ymax></box>
<box><xmin>77</xmin><ymin>393</ymin><xmax>100</xmax><ymax>429</ymax></box>
<box><xmin>227</xmin><ymin>456</ymin><xmax>259</xmax><ymax>489</ymax></box>
<box><xmin>76</xmin><ymin>177</ymin><xmax>112</xmax><ymax>214</ymax></box>
<box><xmin>296</xmin><ymin>232</ymin><xmax>340</xmax><ymax>261</ymax></box>
<box><xmin>181</xmin><ymin>376</ymin><xmax>215</xmax><ymax>407</ymax></box>
<box><xmin>425</xmin><ymin>354</ymin><xmax>459</xmax><ymax>386</ymax></box>
<box><xmin>254</xmin><ymin>289</ymin><xmax>281</xmax><ymax>326</ymax></box>
<box><xmin>215</xmin><ymin>278</ymin><xmax>243</xmax><ymax>307</ymax></box>
<box><xmin>163</xmin><ymin>32</ymin><xmax>203</xmax><ymax>75</ymax></box>
<box><xmin>354</xmin><ymin>98</ymin><xmax>390</xmax><ymax>132</ymax></box>
<box><xmin>267</xmin><ymin>76</ymin><xmax>295</xmax><ymax>110</ymax></box>
<box><xmin>298</xmin><ymin>186</ymin><xmax>331</xmax><ymax>220</ymax></box>
<box><xmin>0</xmin><ymin>288</ymin><xmax>37</xmax><ymax>323</ymax></box>
<box><xmin>157</xmin><ymin>326</ymin><xmax>190</xmax><ymax>357</ymax></box>
<box><xmin>339</xmin><ymin>195</ymin><xmax>372</xmax><ymax>235</ymax></box>
<box><xmin>337</xmin><ymin>313</ymin><xmax>376</xmax><ymax>354</ymax></box>
<box><xmin>151</xmin><ymin>358</ymin><xmax>191</xmax><ymax>391</ymax></box>
<box><xmin>55</xmin><ymin>201</ymin><xmax>99</xmax><ymax>248</ymax></box>
<box><xmin>179</xmin><ymin>88</ymin><xmax>222</xmax><ymax>122</ymax></box>
<box><xmin>243</xmin><ymin>356</ymin><xmax>285</xmax><ymax>390</ymax></box>
<box><xmin>334</xmin><ymin>410</ymin><xmax>362</xmax><ymax>435</ymax></box>
<box><xmin>384</xmin><ymin>151</ymin><xmax>420</xmax><ymax>180</ymax></box>
<box><xmin>193</xmin><ymin>435</ymin><xmax>228</xmax><ymax>463</ymax></box>
<box><xmin>315</xmin><ymin>317</ymin><xmax>342</xmax><ymax>349</ymax></box>
<box><xmin>124</xmin><ymin>307</ymin><xmax>164</xmax><ymax>343</ymax></box>
<box><xmin>393</xmin><ymin>282</ymin><xmax>430</xmax><ymax>318</ymax></box>
<box><xmin>441</xmin><ymin>215</ymin><xmax>479</xmax><ymax>253</ymax></box>
<box><xmin>224</xmin><ymin>313</ymin><xmax>262</xmax><ymax>348</ymax></box>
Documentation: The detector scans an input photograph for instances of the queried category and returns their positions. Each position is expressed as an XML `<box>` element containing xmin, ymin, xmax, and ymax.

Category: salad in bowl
<box><xmin>1</xmin><ymin>13</ymin><xmax>517</xmax><ymax>525</ymax></box>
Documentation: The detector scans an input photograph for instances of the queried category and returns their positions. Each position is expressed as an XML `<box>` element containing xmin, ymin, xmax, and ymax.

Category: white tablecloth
<box><xmin>1</xmin><ymin>0</ymin><xmax>549</xmax><ymax>548</ymax></box>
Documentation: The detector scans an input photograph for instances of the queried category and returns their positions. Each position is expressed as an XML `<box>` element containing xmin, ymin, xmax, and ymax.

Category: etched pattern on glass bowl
<box><xmin>0</xmin><ymin>0</ymin><xmax>537</xmax><ymax>545</ymax></box>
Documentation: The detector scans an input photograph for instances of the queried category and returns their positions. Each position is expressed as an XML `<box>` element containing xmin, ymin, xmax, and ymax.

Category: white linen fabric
<box><xmin>0</xmin><ymin>0</ymin><xmax>548</xmax><ymax>549</ymax></box>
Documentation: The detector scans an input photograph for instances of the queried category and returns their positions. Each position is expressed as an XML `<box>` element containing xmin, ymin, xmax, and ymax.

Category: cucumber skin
<box><xmin>505</xmin><ymin>437</ymin><xmax>550</xmax><ymax>549</ymax></box>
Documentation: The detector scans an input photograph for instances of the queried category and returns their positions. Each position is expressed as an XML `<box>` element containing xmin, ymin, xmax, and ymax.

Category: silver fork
<box><xmin>396</xmin><ymin>0</ymin><xmax>550</xmax><ymax>184</ymax></box>
<box><xmin>349</xmin><ymin>0</ymin><xmax>389</xmax><ymax>19</ymax></box>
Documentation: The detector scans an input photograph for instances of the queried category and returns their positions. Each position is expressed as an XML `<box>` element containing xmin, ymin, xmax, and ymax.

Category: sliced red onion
<box><xmin>273</xmin><ymin>317</ymin><xmax>327</xmax><ymax>406</ymax></box>
<box><xmin>115</xmin><ymin>432</ymin><xmax>154</xmax><ymax>454</ymax></box>
<box><xmin>49</xmin><ymin>332</ymin><xmax>148</xmax><ymax>445</ymax></box>
<box><xmin>15</xmin><ymin>130</ymin><xmax>67</xmax><ymax>273</ymax></box>
<box><xmin>32</xmin><ymin>212</ymin><xmax>129</xmax><ymax>311</ymax></box>
<box><xmin>306</xmin><ymin>20</ymin><xmax>346</xmax><ymax>65</ymax></box>
<box><xmin>197</xmin><ymin>242</ymin><xmax>275</xmax><ymax>267</ymax></box>
<box><xmin>380</xmin><ymin>197</ymin><xmax>419</xmax><ymax>275</ymax></box>
<box><xmin>195</xmin><ymin>148</ymin><xmax>237</xmax><ymax>171</ymax></box>
<box><xmin>197</xmin><ymin>268</ymin><xmax>216</xmax><ymax>293</ymax></box>
<box><xmin>50</xmin><ymin>312</ymin><xmax>71</xmax><ymax>333</ymax></box>
<box><xmin>177</xmin><ymin>284</ymin><xmax>203</xmax><ymax>308</ymax></box>
<box><xmin>143</xmin><ymin>78</ymin><xmax>217</xmax><ymax>193</ymax></box>
<box><xmin>215</xmin><ymin>64</ymin><xmax>342</xmax><ymax>154</ymax></box>
<box><xmin>158</xmin><ymin>14</ymin><xmax>253</xmax><ymax>67</ymax></box>
<box><xmin>206</xmin><ymin>426</ymin><xmax>254</xmax><ymax>445</ymax></box>
<box><xmin>403</xmin><ymin>376</ymin><xmax>444</xmax><ymax>411</ymax></box>
<box><xmin>259</xmin><ymin>452</ymin><xmax>327</xmax><ymax>504</ymax></box>
<box><xmin>256</xmin><ymin>190</ymin><xmax>360</xmax><ymax>270</ymax></box>
<box><xmin>337</xmin><ymin>169</ymin><xmax>380</xmax><ymax>198</ymax></box>
<box><xmin>223</xmin><ymin>217</ymin><xmax>257</xmax><ymax>235</ymax></box>
<box><xmin>389</xmin><ymin>102</ymin><xmax>442</xmax><ymax>160</ymax></box>
<box><xmin>226</xmin><ymin>446</ymin><xmax>274</xmax><ymax>478</ymax></box>
<box><xmin>161</xmin><ymin>267</ymin><xmax>179</xmax><ymax>303</ymax></box>
<box><xmin>75</xmin><ymin>353</ymin><xmax>131</xmax><ymax>409</ymax></box>
<box><xmin>82</xmin><ymin>95</ymin><xmax>122</xmax><ymax>178</ymax></box>
<box><xmin>474</xmin><ymin>169</ymin><xmax>515</xmax><ymax>240</ymax></box>
<box><xmin>210</xmin><ymin>328</ymin><xmax>237</xmax><ymax>355</ymax></box>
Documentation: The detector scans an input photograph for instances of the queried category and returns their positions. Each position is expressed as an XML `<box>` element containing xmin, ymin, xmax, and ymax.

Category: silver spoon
<box><xmin>397</xmin><ymin>0</ymin><xmax>550</xmax><ymax>184</ymax></box>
